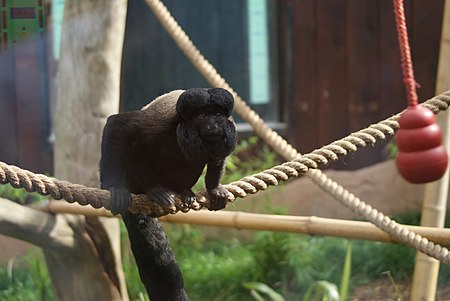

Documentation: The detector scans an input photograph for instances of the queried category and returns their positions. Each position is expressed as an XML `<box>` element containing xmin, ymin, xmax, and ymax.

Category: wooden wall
<box><xmin>0</xmin><ymin>35</ymin><xmax>52</xmax><ymax>174</ymax></box>
<box><xmin>0</xmin><ymin>0</ymin><xmax>445</xmax><ymax>174</ymax></box>
<box><xmin>283</xmin><ymin>0</ymin><xmax>445</xmax><ymax>169</ymax></box>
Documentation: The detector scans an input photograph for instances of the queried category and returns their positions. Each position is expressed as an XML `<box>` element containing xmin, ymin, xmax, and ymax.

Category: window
<box><xmin>121</xmin><ymin>0</ymin><xmax>282</xmax><ymax>129</ymax></box>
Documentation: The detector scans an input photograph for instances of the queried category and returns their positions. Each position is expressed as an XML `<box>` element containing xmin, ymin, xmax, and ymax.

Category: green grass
<box><xmin>0</xmin><ymin>251</ymin><xmax>53</xmax><ymax>301</ymax></box>
<box><xmin>165</xmin><ymin>222</ymin><xmax>450</xmax><ymax>300</ymax></box>
<box><xmin>0</xmin><ymin>183</ymin><xmax>48</xmax><ymax>205</ymax></box>
<box><xmin>1</xmin><ymin>221</ymin><xmax>450</xmax><ymax>300</ymax></box>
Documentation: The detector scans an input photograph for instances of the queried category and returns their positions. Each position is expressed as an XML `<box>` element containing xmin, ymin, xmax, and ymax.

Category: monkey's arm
<box><xmin>205</xmin><ymin>160</ymin><xmax>229</xmax><ymax>210</ymax></box>
<box><xmin>100</xmin><ymin>113</ymin><xmax>137</xmax><ymax>215</ymax></box>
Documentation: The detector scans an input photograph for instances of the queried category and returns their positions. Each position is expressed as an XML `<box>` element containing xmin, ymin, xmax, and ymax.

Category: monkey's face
<box><xmin>191</xmin><ymin>108</ymin><xmax>229</xmax><ymax>142</ymax></box>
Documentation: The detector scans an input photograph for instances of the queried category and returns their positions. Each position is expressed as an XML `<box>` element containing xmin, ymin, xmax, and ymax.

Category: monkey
<box><xmin>99</xmin><ymin>88</ymin><xmax>237</xmax><ymax>300</ymax></box>
<box><xmin>100</xmin><ymin>87</ymin><xmax>237</xmax><ymax>215</ymax></box>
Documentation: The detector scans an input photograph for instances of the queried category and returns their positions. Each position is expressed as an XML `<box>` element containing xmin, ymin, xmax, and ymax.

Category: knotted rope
<box><xmin>1</xmin><ymin>91</ymin><xmax>450</xmax><ymax>218</ymax></box>
<box><xmin>143</xmin><ymin>0</ymin><xmax>298</xmax><ymax>160</ymax></box>
<box><xmin>2</xmin><ymin>92</ymin><xmax>450</xmax><ymax>264</ymax></box>
<box><xmin>2</xmin><ymin>0</ymin><xmax>450</xmax><ymax>264</ymax></box>
<box><xmin>142</xmin><ymin>0</ymin><xmax>450</xmax><ymax>264</ymax></box>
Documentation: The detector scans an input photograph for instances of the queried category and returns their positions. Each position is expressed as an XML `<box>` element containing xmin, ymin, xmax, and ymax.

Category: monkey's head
<box><xmin>177</xmin><ymin>88</ymin><xmax>234</xmax><ymax>142</ymax></box>
<box><xmin>176</xmin><ymin>88</ymin><xmax>237</xmax><ymax>162</ymax></box>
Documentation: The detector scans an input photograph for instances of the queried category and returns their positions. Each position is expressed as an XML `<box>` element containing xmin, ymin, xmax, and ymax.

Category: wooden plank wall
<box><xmin>285</xmin><ymin>0</ymin><xmax>444</xmax><ymax>169</ymax></box>
<box><xmin>0</xmin><ymin>36</ymin><xmax>52</xmax><ymax>174</ymax></box>
<box><xmin>0</xmin><ymin>0</ymin><xmax>444</xmax><ymax>174</ymax></box>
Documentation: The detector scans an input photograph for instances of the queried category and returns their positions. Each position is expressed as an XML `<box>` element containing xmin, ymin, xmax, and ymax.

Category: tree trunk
<box><xmin>50</xmin><ymin>0</ymin><xmax>128</xmax><ymax>300</ymax></box>
<box><xmin>0</xmin><ymin>196</ymin><xmax>125</xmax><ymax>301</ymax></box>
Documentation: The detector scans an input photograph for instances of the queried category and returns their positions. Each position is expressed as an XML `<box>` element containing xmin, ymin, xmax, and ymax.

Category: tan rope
<box><xmin>144</xmin><ymin>0</ymin><xmax>450</xmax><ymax>264</ymax></box>
<box><xmin>315</xmin><ymin>170</ymin><xmax>450</xmax><ymax>264</ymax></box>
<box><xmin>0</xmin><ymin>162</ymin><xmax>111</xmax><ymax>209</ymax></box>
<box><xmin>1</xmin><ymin>92</ymin><xmax>450</xmax><ymax>217</ymax></box>
<box><xmin>143</xmin><ymin>0</ymin><xmax>298</xmax><ymax>160</ymax></box>
<box><xmin>1</xmin><ymin>0</ymin><xmax>449</xmax><ymax>263</ymax></box>
<box><xmin>2</xmin><ymin>92</ymin><xmax>450</xmax><ymax>263</ymax></box>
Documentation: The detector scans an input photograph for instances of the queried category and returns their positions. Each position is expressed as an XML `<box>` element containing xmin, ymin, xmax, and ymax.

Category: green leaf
<box><xmin>339</xmin><ymin>244</ymin><xmax>352</xmax><ymax>301</ymax></box>
<box><xmin>303</xmin><ymin>281</ymin><xmax>339</xmax><ymax>301</ymax></box>
<box><xmin>244</xmin><ymin>282</ymin><xmax>286</xmax><ymax>301</ymax></box>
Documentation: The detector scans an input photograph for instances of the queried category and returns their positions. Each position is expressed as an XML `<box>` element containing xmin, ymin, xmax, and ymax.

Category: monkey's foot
<box><xmin>110</xmin><ymin>187</ymin><xmax>132</xmax><ymax>215</ymax></box>
<box><xmin>147</xmin><ymin>186</ymin><xmax>176</xmax><ymax>209</ymax></box>
<box><xmin>207</xmin><ymin>185</ymin><xmax>229</xmax><ymax>210</ymax></box>
<box><xmin>180</xmin><ymin>189</ymin><xmax>196</xmax><ymax>207</ymax></box>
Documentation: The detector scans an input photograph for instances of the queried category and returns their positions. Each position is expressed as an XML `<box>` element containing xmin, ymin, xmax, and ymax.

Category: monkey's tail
<box><xmin>122</xmin><ymin>212</ymin><xmax>190</xmax><ymax>301</ymax></box>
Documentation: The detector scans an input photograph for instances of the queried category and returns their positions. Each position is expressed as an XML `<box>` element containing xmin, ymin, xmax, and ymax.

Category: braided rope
<box><xmin>1</xmin><ymin>0</ymin><xmax>449</xmax><ymax>263</ymax></box>
<box><xmin>0</xmin><ymin>162</ymin><xmax>111</xmax><ymax>209</ymax></box>
<box><xmin>1</xmin><ymin>92</ymin><xmax>450</xmax><ymax>218</ymax></box>
<box><xmin>314</xmin><ymin>169</ymin><xmax>450</xmax><ymax>264</ymax></box>
<box><xmin>144</xmin><ymin>0</ymin><xmax>450</xmax><ymax>263</ymax></box>
<box><xmin>143</xmin><ymin>0</ymin><xmax>299</xmax><ymax>160</ymax></box>
<box><xmin>2</xmin><ymin>92</ymin><xmax>450</xmax><ymax>264</ymax></box>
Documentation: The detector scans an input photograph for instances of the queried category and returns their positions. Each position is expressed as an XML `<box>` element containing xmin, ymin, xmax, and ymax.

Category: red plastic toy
<box><xmin>396</xmin><ymin>105</ymin><xmax>448</xmax><ymax>183</ymax></box>
<box><xmin>392</xmin><ymin>0</ymin><xmax>448</xmax><ymax>183</ymax></box>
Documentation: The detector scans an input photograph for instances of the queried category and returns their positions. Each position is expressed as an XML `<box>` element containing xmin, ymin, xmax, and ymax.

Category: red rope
<box><xmin>392</xmin><ymin>0</ymin><xmax>419</xmax><ymax>106</ymax></box>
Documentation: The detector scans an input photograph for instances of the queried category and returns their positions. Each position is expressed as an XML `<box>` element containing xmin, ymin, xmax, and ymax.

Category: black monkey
<box><xmin>99</xmin><ymin>88</ymin><xmax>237</xmax><ymax>300</ymax></box>
<box><xmin>100</xmin><ymin>87</ymin><xmax>236</xmax><ymax>214</ymax></box>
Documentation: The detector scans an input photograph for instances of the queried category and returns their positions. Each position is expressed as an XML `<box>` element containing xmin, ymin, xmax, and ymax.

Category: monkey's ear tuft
<box><xmin>208</xmin><ymin>88</ymin><xmax>234</xmax><ymax>116</ymax></box>
<box><xmin>177</xmin><ymin>88</ymin><xmax>210</xmax><ymax>120</ymax></box>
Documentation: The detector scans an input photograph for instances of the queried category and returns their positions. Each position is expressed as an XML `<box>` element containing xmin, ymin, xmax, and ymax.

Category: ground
<box><xmin>350</xmin><ymin>278</ymin><xmax>450</xmax><ymax>300</ymax></box>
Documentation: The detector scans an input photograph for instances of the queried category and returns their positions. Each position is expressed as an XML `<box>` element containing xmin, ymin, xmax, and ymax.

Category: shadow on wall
<box><xmin>238</xmin><ymin>160</ymin><xmax>425</xmax><ymax>219</ymax></box>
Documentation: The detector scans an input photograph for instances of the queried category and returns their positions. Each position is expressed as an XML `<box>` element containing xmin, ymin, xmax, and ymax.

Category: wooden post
<box><xmin>32</xmin><ymin>201</ymin><xmax>450</xmax><ymax>246</ymax></box>
<box><xmin>50</xmin><ymin>1</ymin><xmax>128</xmax><ymax>300</ymax></box>
<box><xmin>411</xmin><ymin>1</ymin><xmax>450</xmax><ymax>300</ymax></box>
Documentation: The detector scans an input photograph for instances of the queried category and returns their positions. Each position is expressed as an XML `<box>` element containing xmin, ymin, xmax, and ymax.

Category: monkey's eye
<box><xmin>198</xmin><ymin>113</ymin><xmax>207</xmax><ymax>120</ymax></box>
<box><xmin>215</xmin><ymin>112</ymin><xmax>223</xmax><ymax>118</ymax></box>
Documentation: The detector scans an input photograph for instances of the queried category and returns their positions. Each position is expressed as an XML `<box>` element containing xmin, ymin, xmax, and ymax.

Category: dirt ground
<box><xmin>350</xmin><ymin>278</ymin><xmax>450</xmax><ymax>300</ymax></box>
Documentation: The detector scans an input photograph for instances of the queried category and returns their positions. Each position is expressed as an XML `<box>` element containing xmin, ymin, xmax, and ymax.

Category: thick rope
<box><xmin>315</xmin><ymin>171</ymin><xmax>450</xmax><ymax>264</ymax></box>
<box><xmin>1</xmin><ymin>92</ymin><xmax>450</xmax><ymax>217</ymax></box>
<box><xmin>143</xmin><ymin>0</ymin><xmax>298</xmax><ymax>160</ymax></box>
<box><xmin>1</xmin><ymin>0</ymin><xmax>448</xmax><ymax>263</ymax></box>
<box><xmin>2</xmin><ymin>93</ymin><xmax>450</xmax><ymax>264</ymax></box>
<box><xmin>143</xmin><ymin>0</ymin><xmax>450</xmax><ymax>264</ymax></box>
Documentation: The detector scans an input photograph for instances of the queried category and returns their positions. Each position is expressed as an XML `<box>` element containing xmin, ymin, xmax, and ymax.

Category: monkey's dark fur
<box><xmin>121</xmin><ymin>211</ymin><xmax>189</xmax><ymax>300</ymax></box>
<box><xmin>99</xmin><ymin>88</ymin><xmax>237</xmax><ymax>300</ymax></box>
<box><xmin>100</xmin><ymin>88</ymin><xmax>236</xmax><ymax>213</ymax></box>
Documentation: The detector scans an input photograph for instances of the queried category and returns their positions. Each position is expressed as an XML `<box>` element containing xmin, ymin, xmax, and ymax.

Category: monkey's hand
<box><xmin>207</xmin><ymin>185</ymin><xmax>229</xmax><ymax>210</ymax></box>
<box><xmin>110</xmin><ymin>187</ymin><xmax>132</xmax><ymax>215</ymax></box>
<box><xmin>147</xmin><ymin>186</ymin><xmax>176</xmax><ymax>209</ymax></box>
<box><xmin>180</xmin><ymin>189</ymin><xmax>196</xmax><ymax>207</ymax></box>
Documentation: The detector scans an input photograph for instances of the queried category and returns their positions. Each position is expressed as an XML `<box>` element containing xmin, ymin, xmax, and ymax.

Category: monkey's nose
<box><xmin>206</xmin><ymin>124</ymin><xmax>220</xmax><ymax>132</ymax></box>
<box><xmin>202</xmin><ymin>127</ymin><xmax>222</xmax><ymax>141</ymax></box>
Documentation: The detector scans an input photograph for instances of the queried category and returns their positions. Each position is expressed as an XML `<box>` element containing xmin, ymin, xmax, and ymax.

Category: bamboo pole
<box><xmin>411</xmin><ymin>2</ymin><xmax>450</xmax><ymax>300</ymax></box>
<box><xmin>33</xmin><ymin>201</ymin><xmax>450</xmax><ymax>245</ymax></box>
